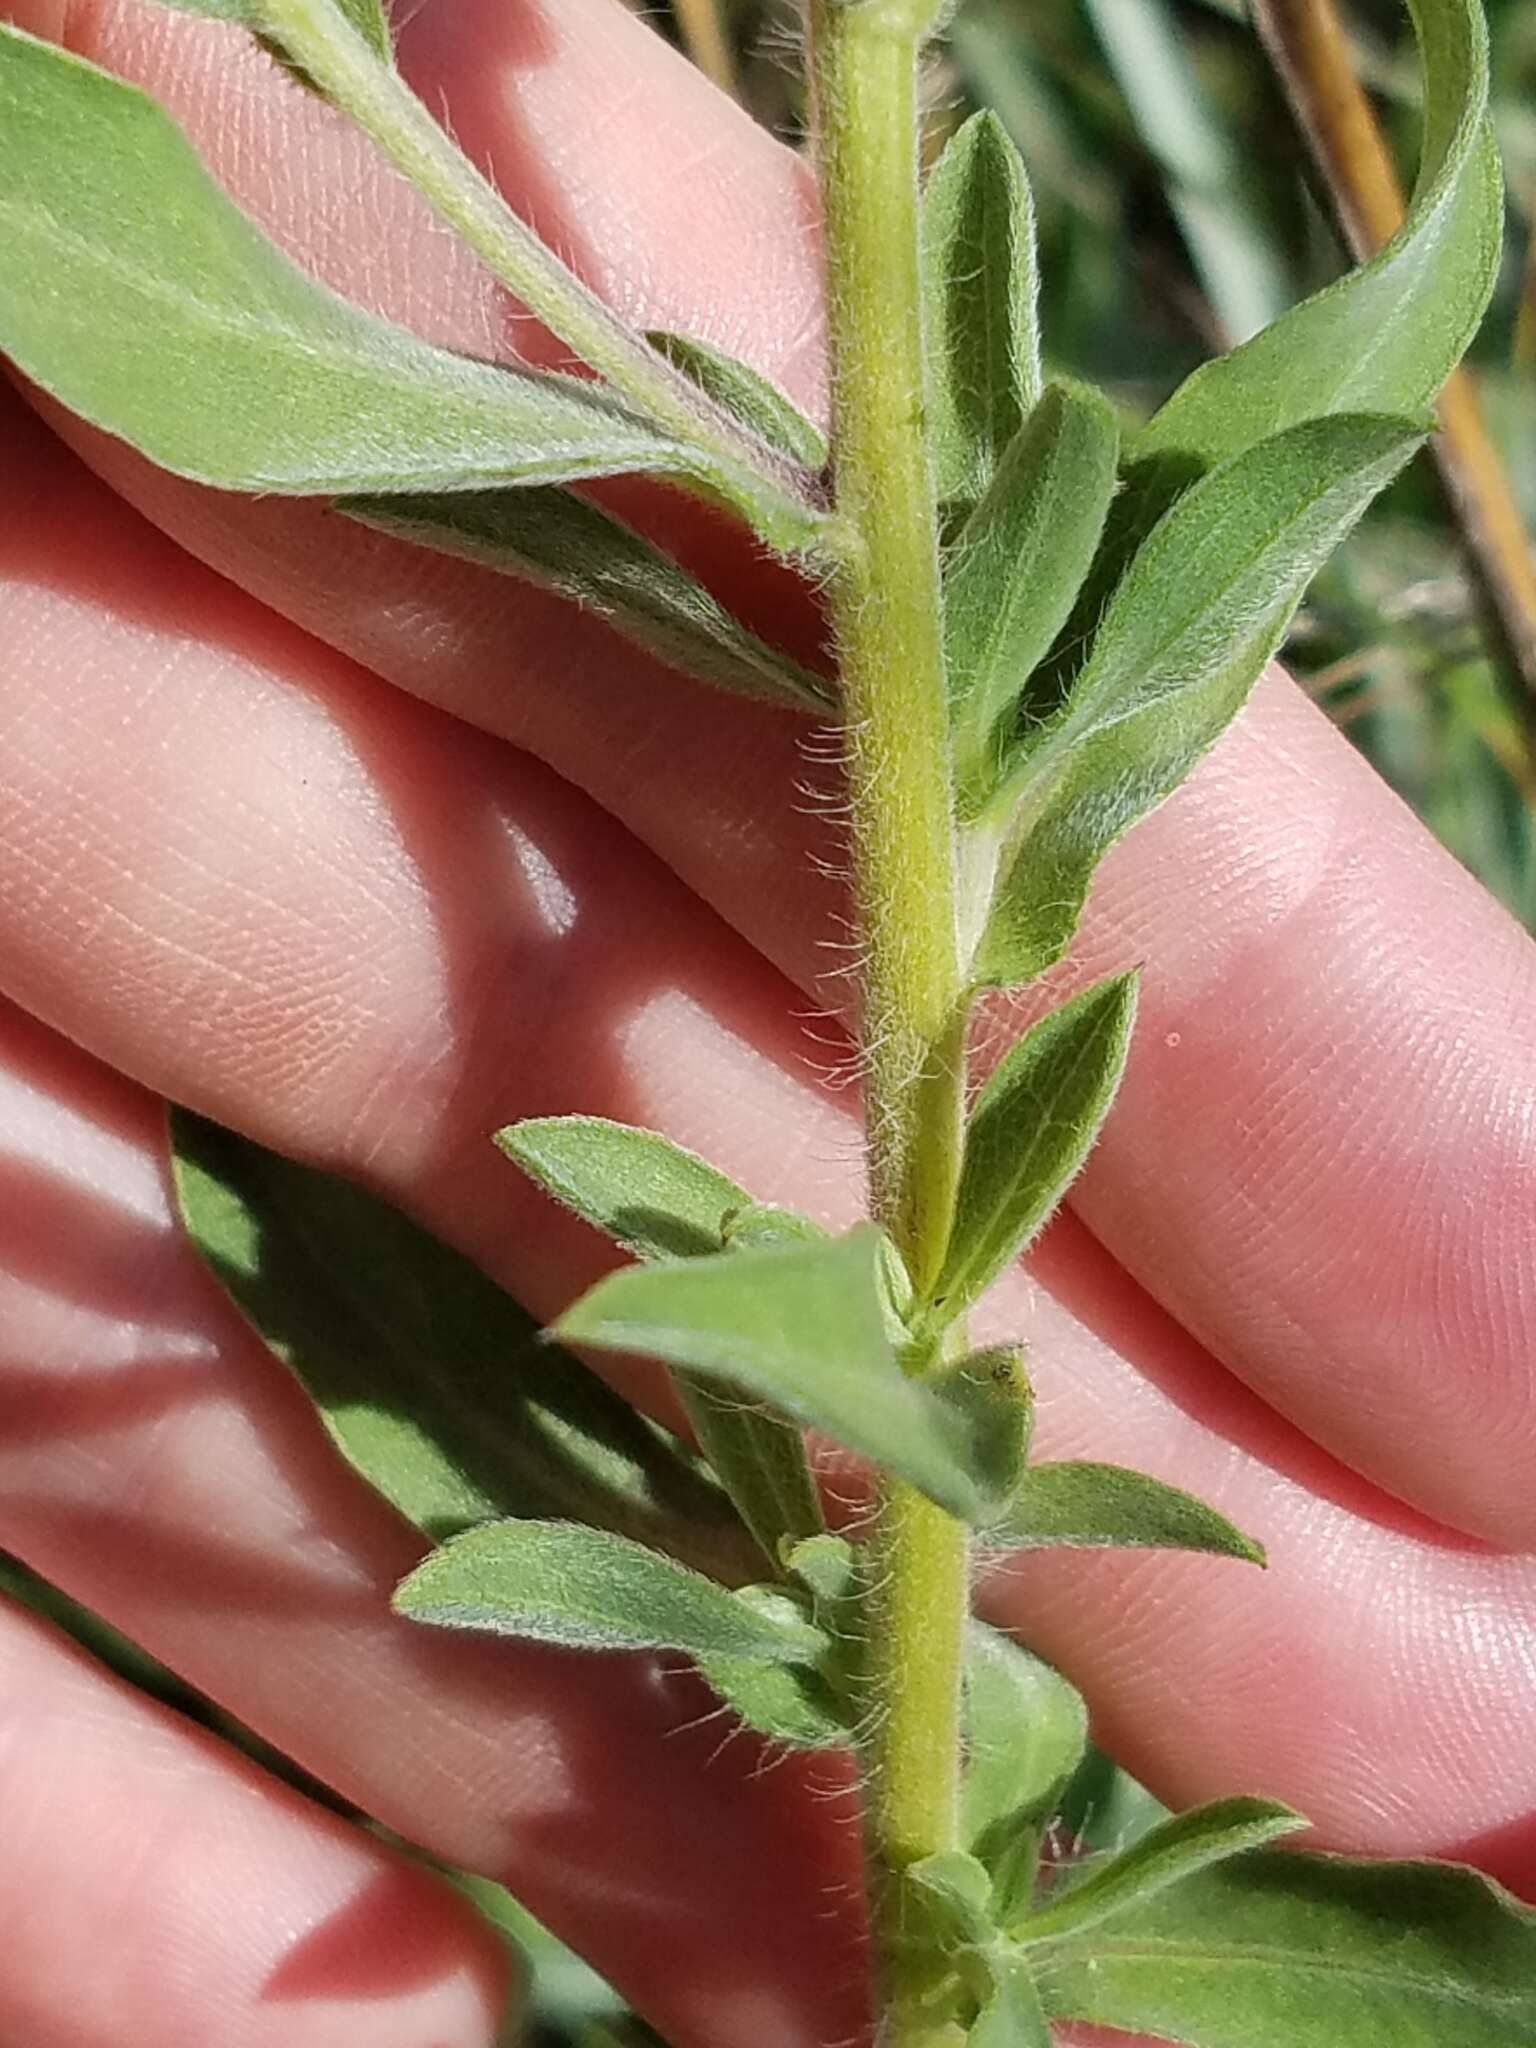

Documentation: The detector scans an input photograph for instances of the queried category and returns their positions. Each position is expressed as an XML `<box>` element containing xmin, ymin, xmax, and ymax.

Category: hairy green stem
<box><xmin>256</xmin><ymin>0</ymin><xmax>830</xmax><ymax>554</ymax></box>
<box><xmin>806</xmin><ymin>4</ymin><xmax>972</xmax><ymax>2039</ymax></box>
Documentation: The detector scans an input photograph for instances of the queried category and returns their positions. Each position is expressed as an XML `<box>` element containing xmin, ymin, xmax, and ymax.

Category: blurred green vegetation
<box><xmin>674</xmin><ymin>0</ymin><xmax>1536</xmax><ymax>927</ymax></box>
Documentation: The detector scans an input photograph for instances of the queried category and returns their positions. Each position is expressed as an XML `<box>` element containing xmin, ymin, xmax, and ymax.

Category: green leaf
<box><xmin>554</xmin><ymin>1229</ymin><xmax>1009</xmax><ymax>1523</ymax></box>
<box><xmin>344</xmin><ymin>487</ymin><xmax>831</xmax><ymax>712</ymax></box>
<box><xmin>970</xmin><ymin>1953</ymin><xmax>1054</xmax><ymax>2048</ymax></box>
<box><xmin>1018</xmin><ymin>1796</ymin><xmax>1307</xmax><ymax>1942</ymax></box>
<box><xmin>945</xmin><ymin>384</ymin><xmax>1119</xmax><ymax>811</ymax></box>
<box><xmin>974</xmin><ymin>414</ymin><xmax>1422</xmax><ymax>986</ymax></box>
<box><xmin>1135</xmin><ymin>0</ymin><xmax>1501</xmax><ymax>487</ymax></box>
<box><xmin>395</xmin><ymin>1518</ymin><xmax>824</xmax><ymax>1661</ymax></box>
<box><xmin>1056</xmin><ymin>1746</ymin><xmax>1170</xmax><ymax>1858</ymax></box>
<box><xmin>168</xmin><ymin>1109</ymin><xmax>754</xmax><ymax>1579</ymax></box>
<box><xmin>500</xmin><ymin>1116</ymin><xmax>826</xmax><ymax>1565</ymax></box>
<box><xmin>0</xmin><ymin>28</ymin><xmax>704</xmax><ymax>496</ymax></box>
<box><xmin>922</xmin><ymin>110</ymin><xmax>1042</xmax><ymax>520</ymax></box>
<box><xmin>647</xmin><ymin>330</ymin><xmax>828</xmax><ymax>471</ymax></box>
<box><xmin>1033</xmin><ymin>1849</ymin><xmax>1536</xmax><ymax>2046</ymax></box>
<box><xmin>992</xmin><ymin>1461</ymin><xmax>1264</xmax><ymax>1562</ymax></box>
<box><xmin>151</xmin><ymin>0</ymin><xmax>393</xmax><ymax>62</ymax></box>
<box><xmin>909</xmin><ymin>1850</ymin><xmax>997</xmax><ymax>1948</ymax></box>
<box><xmin>499</xmin><ymin>1115</ymin><xmax>754</xmax><ymax>1262</ymax></box>
<box><xmin>691</xmin><ymin>1650</ymin><xmax>849</xmax><ymax>1750</ymax></box>
<box><xmin>963</xmin><ymin>1623</ymin><xmax>1088</xmax><ymax>1924</ymax></box>
<box><xmin>934</xmin><ymin>976</ymin><xmax>1137</xmax><ymax>1324</ymax></box>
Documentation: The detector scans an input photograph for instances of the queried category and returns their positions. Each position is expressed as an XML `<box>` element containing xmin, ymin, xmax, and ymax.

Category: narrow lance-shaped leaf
<box><xmin>1016</xmin><ymin>1797</ymin><xmax>1306</xmax><ymax>1943</ymax></box>
<box><xmin>974</xmin><ymin>413</ymin><xmax>1422</xmax><ymax>986</ymax></box>
<box><xmin>931</xmin><ymin>976</ymin><xmax>1138</xmax><ymax>1327</ymax></box>
<box><xmin>346</xmin><ymin>487</ymin><xmax>831</xmax><ymax>713</ymax></box>
<box><xmin>1135</xmin><ymin>0</ymin><xmax>1501</xmax><ymax>486</ymax></box>
<box><xmin>991</xmin><ymin>1461</ymin><xmax>1265</xmax><ymax>1564</ymax></box>
<box><xmin>502</xmin><ymin>1116</ymin><xmax>826</xmax><ymax>1562</ymax></box>
<box><xmin>1032</xmin><ymin>1849</ymin><xmax>1536</xmax><ymax>2047</ymax></box>
<box><xmin>922</xmin><ymin>110</ymin><xmax>1041</xmax><ymax>521</ymax></box>
<box><xmin>394</xmin><ymin>1518</ymin><xmax>824</xmax><ymax>1662</ymax></box>
<box><xmin>647</xmin><ymin>330</ymin><xmax>829</xmax><ymax>472</ymax></box>
<box><xmin>0</xmin><ymin>28</ymin><xmax>706</xmax><ymax>495</ymax></box>
<box><xmin>555</xmin><ymin>1228</ymin><xmax>1011</xmax><ymax>1524</ymax></box>
<box><xmin>169</xmin><ymin>1109</ymin><xmax>756</xmax><ymax>1582</ymax></box>
<box><xmin>945</xmin><ymin>383</ymin><xmax>1119</xmax><ymax>812</ymax></box>
<box><xmin>963</xmin><ymin>1622</ymin><xmax>1088</xmax><ymax>1925</ymax></box>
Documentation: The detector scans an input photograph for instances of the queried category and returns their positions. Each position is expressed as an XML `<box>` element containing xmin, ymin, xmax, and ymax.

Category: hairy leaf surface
<box><xmin>963</xmin><ymin>1623</ymin><xmax>1088</xmax><ymax>1923</ymax></box>
<box><xmin>348</xmin><ymin>488</ymin><xmax>830</xmax><ymax>710</ymax></box>
<box><xmin>922</xmin><ymin>110</ymin><xmax>1041</xmax><ymax>518</ymax></box>
<box><xmin>555</xmin><ymin>1229</ymin><xmax>1011</xmax><ymax>1522</ymax></box>
<box><xmin>648</xmin><ymin>330</ymin><xmax>828</xmax><ymax>471</ymax></box>
<box><xmin>934</xmin><ymin>976</ymin><xmax>1137</xmax><ymax>1322</ymax></box>
<box><xmin>1033</xmin><ymin>1851</ymin><xmax>1536</xmax><ymax>2045</ymax></box>
<box><xmin>395</xmin><ymin>1518</ymin><xmax>824</xmax><ymax>1660</ymax></box>
<box><xmin>945</xmin><ymin>384</ymin><xmax>1119</xmax><ymax>809</ymax></box>
<box><xmin>992</xmin><ymin>1462</ymin><xmax>1264</xmax><ymax>1562</ymax></box>
<box><xmin>1019</xmin><ymin>1797</ymin><xmax>1306</xmax><ymax>1942</ymax></box>
<box><xmin>975</xmin><ymin>415</ymin><xmax>1421</xmax><ymax>985</ymax></box>
<box><xmin>0</xmin><ymin>29</ymin><xmax>701</xmax><ymax>494</ymax></box>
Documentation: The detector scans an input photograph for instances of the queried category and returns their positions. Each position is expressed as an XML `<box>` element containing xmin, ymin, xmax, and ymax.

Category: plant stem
<box><xmin>805</xmin><ymin>3</ymin><xmax>972</xmax><ymax>2039</ymax></box>
<box><xmin>1249</xmin><ymin>0</ymin><xmax>1536</xmax><ymax>757</ymax></box>
<box><xmin>256</xmin><ymin>0</ymin><xmax>830</xmax><ymax>556</ymax></box>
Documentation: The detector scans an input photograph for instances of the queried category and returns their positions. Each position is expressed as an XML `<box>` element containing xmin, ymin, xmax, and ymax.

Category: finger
<box><xmin>11</xmin><ymin>0</ymin><xmax>1536</xmax><ymax>1541</ymax></box>
<box><xmin>0</xmin><ymin>997</ymin><xmax>869</xmax><ymax>2048</ymax></box>
<box><xmin>0</xmin><ymin>1592</ymin><xmax>510</xmax><ymax>2048</ymax></box>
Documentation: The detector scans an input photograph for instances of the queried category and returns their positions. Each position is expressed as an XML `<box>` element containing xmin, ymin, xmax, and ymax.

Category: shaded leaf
<box><xmin>0</xmin><ymin>28</ymin><xmax>702</xmax><ymax>495</ymax></box>
<box><xmin>675</xmin><ymin>1376</ymin><xmax>827</xmax><ymax>1569</ymax></box>
<box><xmin>934</xmin><ymin>976</ymin><xmax>1137</xmax><ymax>1323</ymax></box>
<box><xmin>169</xmin><ymin>1109</ymin><xmax>753</xmax><ymax>1579</ymax></box>
<box><xmin>945</xmin><ymin>383</ymin><xmax>1119</xmax><ymax>810</ymax></box>
<box><xmin>395</xmin><ymin>1518</ymin><xmax>824</xmax><ymax>1661</ymax></box>
<box><xmin>1033</xmin><ymin>1849</ymin><xmax>1536</xmax><ymax>2046</ymax></box>
<box><xmin>782</xmin><ymin>1532</ymin><xmax>858</xmax><ymax>1608</ymax></box>
<box><xmin>1018</xmin><ymin>1796</ymin><xmax>1306</xmax><ymax>1942</ymax></box>
<box><xmin>648</xmin><ymin>329</ymin><xmax>828</xmax><ymax>471</ymax></box>
<box><xmin>922</xmin><ymin>110</ymin><xmax>1042</xmax><ymax>519</ymax></box>
<box><xmin>963</xmin><ymin>1623</ymin><xmax>1088</xmax><ymax>1924</ymax></box>
<box><xmin>345</xmin><ymin>487</ymin><xmax>830</xmax><ymax>711</ymax></box>
<box><xmin>992</xmin><ymin>1461</ymin><xmax>1263</xmax><ymax>1562</ymax></box>
<box><xmin>555</xmin><ymin>1229</ymin><xmax>1008</xmax><ymax>1523</ymax></box>
<box><xmin>1056</xmin><ymin>1746</ymin><xmax>1170</xmax><ymax>1859</ymax></box>
<box><xmin>975</xmin><ymin>414</ymin><xmax>1421</xmax><ymax>985</ymax></box>
<box><xmin>909</xmin><ymin>1851</ymin><xmax>996</xmax><ymax>1948</ymax></box>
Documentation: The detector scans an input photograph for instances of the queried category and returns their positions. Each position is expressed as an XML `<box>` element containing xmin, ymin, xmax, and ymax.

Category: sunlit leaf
<box><xmin>1033</xmin><ymin>1849</ymin><xmax>1536</xmax><ymax>2046</ymax></box>
<box><xmin>932</xmin><ymin>976</ymin><xmax>1137</xmax><ymax>1323</ymax></box>
<box><xmin>922</xmin><ymin>109</ymin><xmax>1041</xmax><ymax>519</ymax></box>
<box><xmin>555</xmin><ymin>1229</ymin><xmax>1010</xmax><ymax>1522</ymax></box>
<box><xmin>151</xmin><ymin>0</ymin><xmax>393</xmax><ymax>61</ymax></box>
<box><xmin>974</xmin><ymin>414</ymin><xmax>1421</xmax><ymax>986</ymax></box>
<box><xmin>395</xmin><ymin>1517</ymin><xmax>825</xmax><ymax>1660</ymax></box>
<box><xmin>169</xmin><ymin>1109</ymin><xmax>753</xmax><ymax>1580</ymax></box>
<box><xmin>0</xmin><ymin>28</ymin><xmax>704</xmax><ymax>495</ymax></box>
<box><xmin>991</xmin><ymin>1461</ymin><xmax>1264</xmax><ymax>1563</ymax></box>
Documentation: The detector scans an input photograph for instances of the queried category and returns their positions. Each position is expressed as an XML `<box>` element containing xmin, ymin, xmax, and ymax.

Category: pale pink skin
<box><xmin>0</xmin><ymin>1</ymin><xmax>1533</xmax><ymax>2042</ymax></box>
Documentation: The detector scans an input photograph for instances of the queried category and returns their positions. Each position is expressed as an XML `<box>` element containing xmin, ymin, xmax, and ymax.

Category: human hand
<box><xmin>1</xmin><ymin>3</ymin><xmax>1534</xmax><ymax>2044</ymax></box>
